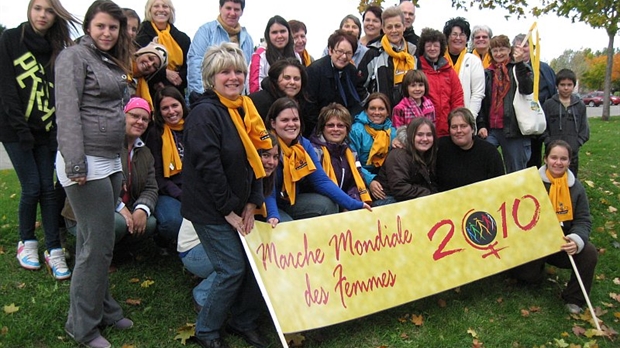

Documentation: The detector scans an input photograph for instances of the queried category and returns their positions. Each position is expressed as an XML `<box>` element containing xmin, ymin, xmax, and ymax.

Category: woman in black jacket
<box><xmin>0</xmin><ymin>0</ymin><xmax>78</xmax><ymax>278</ymax></box>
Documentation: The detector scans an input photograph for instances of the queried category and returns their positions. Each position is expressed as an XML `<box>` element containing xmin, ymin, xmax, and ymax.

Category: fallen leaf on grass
<box><xmin>520</xmin><ymin>309</ymin><xmax>530</xmax><ymax>317</ymax></box>
<box><xmin>608</xmin><ymin>206</ymin><xmax>617</xmax><ymax>213</ymax></box>
<box><xmin>173</xmin><ymin>323</ymin><xmax>195</xmax><ymax>345</ymax></box>
<box><xmin>9</xmin><ymin>193</ymin><xmax>16</xmax><ymax>199</ymax></box>
<box><xmin>0</xmin><ymin>246</ymin><xmax>4</xmax><ymax>254</ymax></box>
<box><xmin>121</xmin><ymin>345</ymin><xmax>135</xmax><ymax>348</ymax></box>
<box><xmin>128</xmin><ymin>278</ymin><xmax>140</xmax><ymax>283</ymax></box>
<box><xmin>1</xmin><ymin>326</ymin><xmax>7</xmax><ymax>335</ymax></box>
<box><xmin>35</xmin><ymin>221</ymin><xmax>41</xmax><ymax>228</ymax></box>
<box><xmin>125</xmin><ymin>298</ymin><xmax>141</xmax><ymax>306</ymax></box>
<box><xmin>472</xmin><ymin>338</ymin><xmax>484</xmax><ymax>347</ymax></box>
<box><xmin>554</xmin><ymin>338</ymin><xmax>569</xmax><ymax>347</ymax></box>
<box><xmin>529</xmin><ymin>306</ymin><xmax>541</xmax><ymax>312</ymax></box>
<box><xmin>584</xmin><ymin>180</ymin><xmax>595</xmax><ymax>188</ymax></box>
<box><xmin>595</xmin><ymin>274</ymin><xmax>606</xmax><ymax>280</ymax></box>
<box><xmin>17</xmin><ymin>283</ymin><xmax>26</xmax><ymax>289</ymax></box>
<box><xmin>3</xmin><ymin>303</ymin><xmax>19</xmax><ymax>314</ymax></box>
<box><xmin>600</xmin><ymin>302</ymin><xmax>614</xmax><ymax>308</ymax></box>
<box><xmin>583</xmin><ymin>340</ymin><xmax>599</xmax><ymax>348</ymax></box>
<box><xmin>614</xmin><ymin>278</ymin><xmax>620</xmax><ymax>285</ymax></box>
<box><xmin>286</xmin><ymin>332</ymin><xmax>307</xmax><ymax>346</ymax></box>
<box><xmin>438</xmin><ymin>298</ymin><xmax>446</xmax><ymax>307</ymax></box>
<box><xmin>609</xmin><ymin>293</ymin><xmax>620</xmax><ymax>302</ymax></box>
<box><xmin>397</xmin><ymin>314</ymin><xmax>409</xmax><ymax>323</ymax></box>
<box><xmin>613</xmin><ymin>241</ymin><xmax>620</xmax><ymax>249</ymax></box>
<box><xmin>605</xmin><ymin>221</ymin><xmax>615</xmax><ymax>230</ymax></box>
<box><xmin>411</xmin><ymin>314</ymin><xmax>424</xmax><ymax>326</ymax></box>
<box><xmin>561</xmin><ymin>331</ymin><xmax>569</xmax><ymax>337</ymax></box>
<box><xmin>573</xmin><ymin>325</ymin><xmax>586</xmax><ymax>336</ymax></box>
<box><xmin>140</xmin><ymin>280</ymin><xmax>154</xmax><ymax>288</ymax></box>
<box><xmin>400</xmin><ymin>332</ymin><xmax>409</xmax><ymax>339</ymax></box>
<box><xmin>467</xmin><ymin>328</ymin><xmax>478</xmax><ymax>338</ymax></box>
<box><xmin>584</xmin><ymin>329</ymin><xmax>605</xmax><ymax>338</ymax></box>
<box><xmin>496</xmin><ymin>297</ymin><xmax>503</xmax><ymax>304</ymax></box>
<box><xmin>614</xmin><ymin>312</ymin><xmax>620</xmax><ymax>319</ymax></box>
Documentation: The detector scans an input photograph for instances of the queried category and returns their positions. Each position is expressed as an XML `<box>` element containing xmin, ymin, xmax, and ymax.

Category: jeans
<box><xmin>3</xmin><ymin>142</ymin><xmax>60</xmax><ymax>250</ymax></box>
<box><xmin>192</xmin><ymin>222</ymin><xmax>262</xmax><ymax>340</ymax></box>
<box><xmin>181</xmin><ymin>245</ymin><xmax>215</xmax><ymax>306</ymax></box>
<box><xmin>279</xmin><ymin>193</ymin><xmax>338</xmax><ymax>220</ymax></box>
<box><xmin>486</xmin><ymin>129</ymin><xmax>531</xmax><ymax>173</ymax></box>
<box><xmin>154</xmin><ymin>195</ymin><xmax>182</xmax><ymax>244</ymax></box>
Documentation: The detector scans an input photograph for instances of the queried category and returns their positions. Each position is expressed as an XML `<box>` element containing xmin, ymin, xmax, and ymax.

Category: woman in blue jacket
<box><xmin>265</xmin><ymin>97</ymin><xmax>371</xmax><ymax>223</ymax></box>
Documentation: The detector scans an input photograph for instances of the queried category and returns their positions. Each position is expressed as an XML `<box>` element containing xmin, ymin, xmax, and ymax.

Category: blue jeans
<box><xmin>192</xmin><ymin>222</ymin><xmax>262</xmax><ymax>340</ymax></box>
<box><xmin>154</xmin><ymin>195</ymin><xmax>182</xmax><ymax>243</ymax></box>
<box><xmin>486</xmin><ymin>129</ymin><xmax>531</xmax><ymax>173</ymax></box>
<box><xmin>3</xmin><ymin>142</ymin><xmax>60</xmax><ymax>250</ymax></box>
<box><xmin>279</xmin><ymin>193</ymin><xmax>338</xmax><ymax>220</ymax></box>
<box><xmin>181</xmin><ymin>245</ymin><xmax>215</xmax><ymax>306</ymax></box>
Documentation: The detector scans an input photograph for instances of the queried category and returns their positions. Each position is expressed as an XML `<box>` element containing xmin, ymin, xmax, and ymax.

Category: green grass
<box><xmin>1</xmin><ymin>117</ymin><xmax>619</xmax><ymax>348</ymax></box>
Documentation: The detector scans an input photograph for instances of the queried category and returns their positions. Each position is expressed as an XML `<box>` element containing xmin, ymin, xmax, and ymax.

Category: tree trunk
<box><xmin>602</xmin><ymin>30</ymin><xmax>615</xmax><ymax>121</ymax></box>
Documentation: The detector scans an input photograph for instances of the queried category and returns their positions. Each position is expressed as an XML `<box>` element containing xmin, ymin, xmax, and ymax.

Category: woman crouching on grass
<box><xmin>511</xmin><ymin>140</ymin><xmax>597</xmax><ymax>314</ymax></box>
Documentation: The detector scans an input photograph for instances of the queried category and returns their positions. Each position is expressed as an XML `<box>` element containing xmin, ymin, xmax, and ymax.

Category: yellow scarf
<box><xmin>321</xmin><ymin>146</ymin><xmax>372</xmax><ymax>203</ymax></box>
<box><xmin>216</xmin><ymin>14</ymin><xmax>241</xmax><ymax>44</ymax></box>
<box><xmin>255</xmin><ymin>203</ymin><xmax>267</xmax><ymax>217</ymax></box>
<box><xmin>277</xmin><ymin>136</ymin><xmax>316</xmax><ymax>205</ymax></box>
<box><xmin>364</xmin><ymin>125</ymin><xmax>391</xmax><ymax>167</ymax></box>
<box><xmin>473</xmin><ymin>50</ymin><xmax>492</xmax><ymax>69</ymax></box>
<box><xmin>300</xmin><ymin>49</ymin><xmax>312</xmax><ymax>67</ymax></box>
<box><xmin>546</xmin><ymin>169</ymin><xmax>573</xmax><ymax>222</ymax></box>
<box><xmin>162</xmin><ymin>119</ymin><xmax>184</xmax><ymax>178</ymax></box>
<box><xmin>444</xmin><ymin>49</ymin><xmax>467</xmax><ymax>74</ymax></box>
<box><xmin>381</xmin><ymin>35</ymin><xmax>415</xmax><ymax>85</ymax></box>
<box><xmin>215</xmin><ymin>91</ymin><xmax>271</xmax><ymax>178</ymax></box>
<box><xmin>151</xmin><ymin>22</ymin><xmax>183</xmax><ymax>71</ymax></box>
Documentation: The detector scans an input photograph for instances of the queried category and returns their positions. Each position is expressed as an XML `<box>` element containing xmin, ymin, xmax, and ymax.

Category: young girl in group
<box><xmin>375</xmin><ymin>117</ymin><xmax>438</xmax><ymax>204</ymax></box>
<box><xmin>512</xmin><ymin>140</ymin><xmax>597</xmax><ymax>315</ymax></box>
<box><xmin>392</xmin><ymin>69</ymin><xmax>436</xmax><ymax>128</ymax></box>
<box><xmin>55</xmin><ymin>1</ymin><xmax>135</xmax><ymax>346</ymax></box>
<box><xmin>0</xmin><ymin>0</ymin><xmax>78</xmax><ymax>279</ymax></box>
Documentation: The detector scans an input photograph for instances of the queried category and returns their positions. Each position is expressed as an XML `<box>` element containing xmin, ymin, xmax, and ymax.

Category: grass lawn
<box><xmin>1</xmin><ymin>117</ymin><xmax>619</xmax><ymax>348</ymax></box>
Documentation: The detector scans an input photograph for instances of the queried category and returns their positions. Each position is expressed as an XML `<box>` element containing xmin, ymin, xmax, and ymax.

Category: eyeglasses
<box><xmin>325</xmin><ymin>123</ymin><xmax>347</xmax><ymax>129</ymax></box>
<box><xmin>474</xmin><ymin>35</ymin><xmax>489</xmax><ymax>40</ymax></box>
<box><xmin>127</xmin><ymin>111</ymin><xmax>151</xmax><ymax>123</ymax></box>
<box><xmin>333</xmin><ymin>49</ymin><xmax>353</xmax><ymax>57</ymax></box>
<box><xmin>490</xmin><ymin>47</ymin><xmax>511</xmax><ymax>55</ymax></box>
<box><xmin>450</xmin><ymin>32</ymin><xmax>467</xmax><ymax>38</ymax></box>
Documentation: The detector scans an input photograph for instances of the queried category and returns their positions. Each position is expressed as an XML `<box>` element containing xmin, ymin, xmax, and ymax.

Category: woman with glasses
<box><xmin>477</xmin><ymin>35</ymin><xmax>533</xmax><ymax>174</ymax></box>
<box><xmin>306</xmin><ymin>30</ymin><xmax>367</xmax><ymax>136</ymax></box>
<box><xmin>470</xmin><ymin>24</ymin><xmax>493</xmax><ymax>68</ymax></box>
<box><xmin>442</xmin><ymin>17</ymin><xmax>485</xmax><ymax>120</ymax></box>
<box><xmin>309</xmin><ymin>103</ymin><xmax>371</xmax><ymax>205</ymax></box>
<box><xmin>358</xmin><ymin>6</ymin><xmax>417</xmax><ymax>109</ymax></box>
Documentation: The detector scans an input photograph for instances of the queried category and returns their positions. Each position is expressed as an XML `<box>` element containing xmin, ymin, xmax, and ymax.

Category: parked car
<box><xmin>589</xmin><ymin>91</ymin><xmax>620</xmax><ymax>105</ymax></box>
<box><xmin>581</xmin><ymin>93</ymin><xmax>604</xmax><ymax>107</ymax></box>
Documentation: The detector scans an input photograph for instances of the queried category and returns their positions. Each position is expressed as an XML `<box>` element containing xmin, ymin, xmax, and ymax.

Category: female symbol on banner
<box><xmin>461</xmin><ymin>209</ymin><xmax>506</xmax><ymax>259</ymax></box>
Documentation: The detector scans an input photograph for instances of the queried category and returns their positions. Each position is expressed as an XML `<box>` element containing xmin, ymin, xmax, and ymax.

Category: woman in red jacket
<box><xmin>417</xmin><ymin>28</ymin><xmax>464</xmax><ymax>137</ymax></box>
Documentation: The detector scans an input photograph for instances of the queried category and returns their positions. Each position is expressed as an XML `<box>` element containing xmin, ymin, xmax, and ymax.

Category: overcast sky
<box><xmin>0</xmin><ymin>0</ymin><xmax>612</xmax><ymax>62</ymax></box>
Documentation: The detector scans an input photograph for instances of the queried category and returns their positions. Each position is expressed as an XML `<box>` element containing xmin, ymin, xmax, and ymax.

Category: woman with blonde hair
<box><xmin>136</xmin><ymin>0</ymin><xmax>190</xmax><ymax>95</ymax></box>
<box><xmin>182</xmin><ymin>42</ymin><xmax>272</xmax><ymax>348</ymax></box>
<box><xmin>0</xmin><ymin>0</ymin><xmax>78</xmax><ymax>278</ymax></box>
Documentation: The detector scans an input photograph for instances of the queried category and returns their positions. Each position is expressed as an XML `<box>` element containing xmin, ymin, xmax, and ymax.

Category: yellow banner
<box><xmin>243</xmin><ymin>168</ymin><xmax>565</xmax><ymax>334</ymax></box>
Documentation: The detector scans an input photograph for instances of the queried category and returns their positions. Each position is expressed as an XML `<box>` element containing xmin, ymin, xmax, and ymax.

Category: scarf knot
<box><xmin>364</xmin><ymin>125</ymin><xmax>391</xmax><ymax>167</ymax></box>
<box><xmin>545</xmin><ymin>169</ymin><xmax>573</xmax><ymax>222</ymax></box>
<box><xmin>381</xmin><ymin>35</ymin><xmax>415</xmax><ymax>85</ymax></box>
<box><xmin>215</xmin><ymin>91</ymin><xmax>272</xmax><ymax>178</ymax></box>
<box><xmin>277</xmin><ymin>136</ymin><xmax>316</xmax><ymax>205</ymax></box>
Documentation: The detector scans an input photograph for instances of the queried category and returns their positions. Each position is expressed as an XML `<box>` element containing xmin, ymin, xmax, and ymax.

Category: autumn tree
<box><xmin>357</xmin><ymin>0</ymin><xmax>386</xmax><ymax>14</ymax></box>
<box><xmin>532</xmin><ymin>0</ymin><xmax>619</xmax><ymax>120</ymax></box>
<box><xmin>550</xmin><ymin>49</ymin><xmax>592</xmax><ymax>92</ymax></box>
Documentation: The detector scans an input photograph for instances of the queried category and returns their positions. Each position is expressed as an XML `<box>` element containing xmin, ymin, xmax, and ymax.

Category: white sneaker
<box><xmin>44</xmin><ymin>248</ymin><xmax>71</xmax><ymax>280</ymax></box>
<box><xmin>16</xmin><ymin>240</ymin><xmax>41</xmax><ymax>270</ymax></box>
<box><xmin>566</xmin><ymin>303</ymin><xmax>583</xmax><ymax>314</ymax></box>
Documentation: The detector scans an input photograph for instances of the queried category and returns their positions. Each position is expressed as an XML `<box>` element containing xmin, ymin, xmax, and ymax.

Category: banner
<box><xmin>243</xmin><ymin>168</ymin><xmax>565</xmax><ymax>336</ymax></box>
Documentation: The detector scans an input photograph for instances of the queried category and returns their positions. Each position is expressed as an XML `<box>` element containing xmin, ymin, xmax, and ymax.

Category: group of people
<box><xmin>0</xmin><ymin>0</ymin><xmax>596</xmax><ymax>347</ymax></box>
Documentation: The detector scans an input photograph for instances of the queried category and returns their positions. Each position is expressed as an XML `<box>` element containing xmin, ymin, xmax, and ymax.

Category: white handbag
<box><xmin>512</xmin><ymin>68</ymin><xmax>546</xmax><ymax>135</ymax></box>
